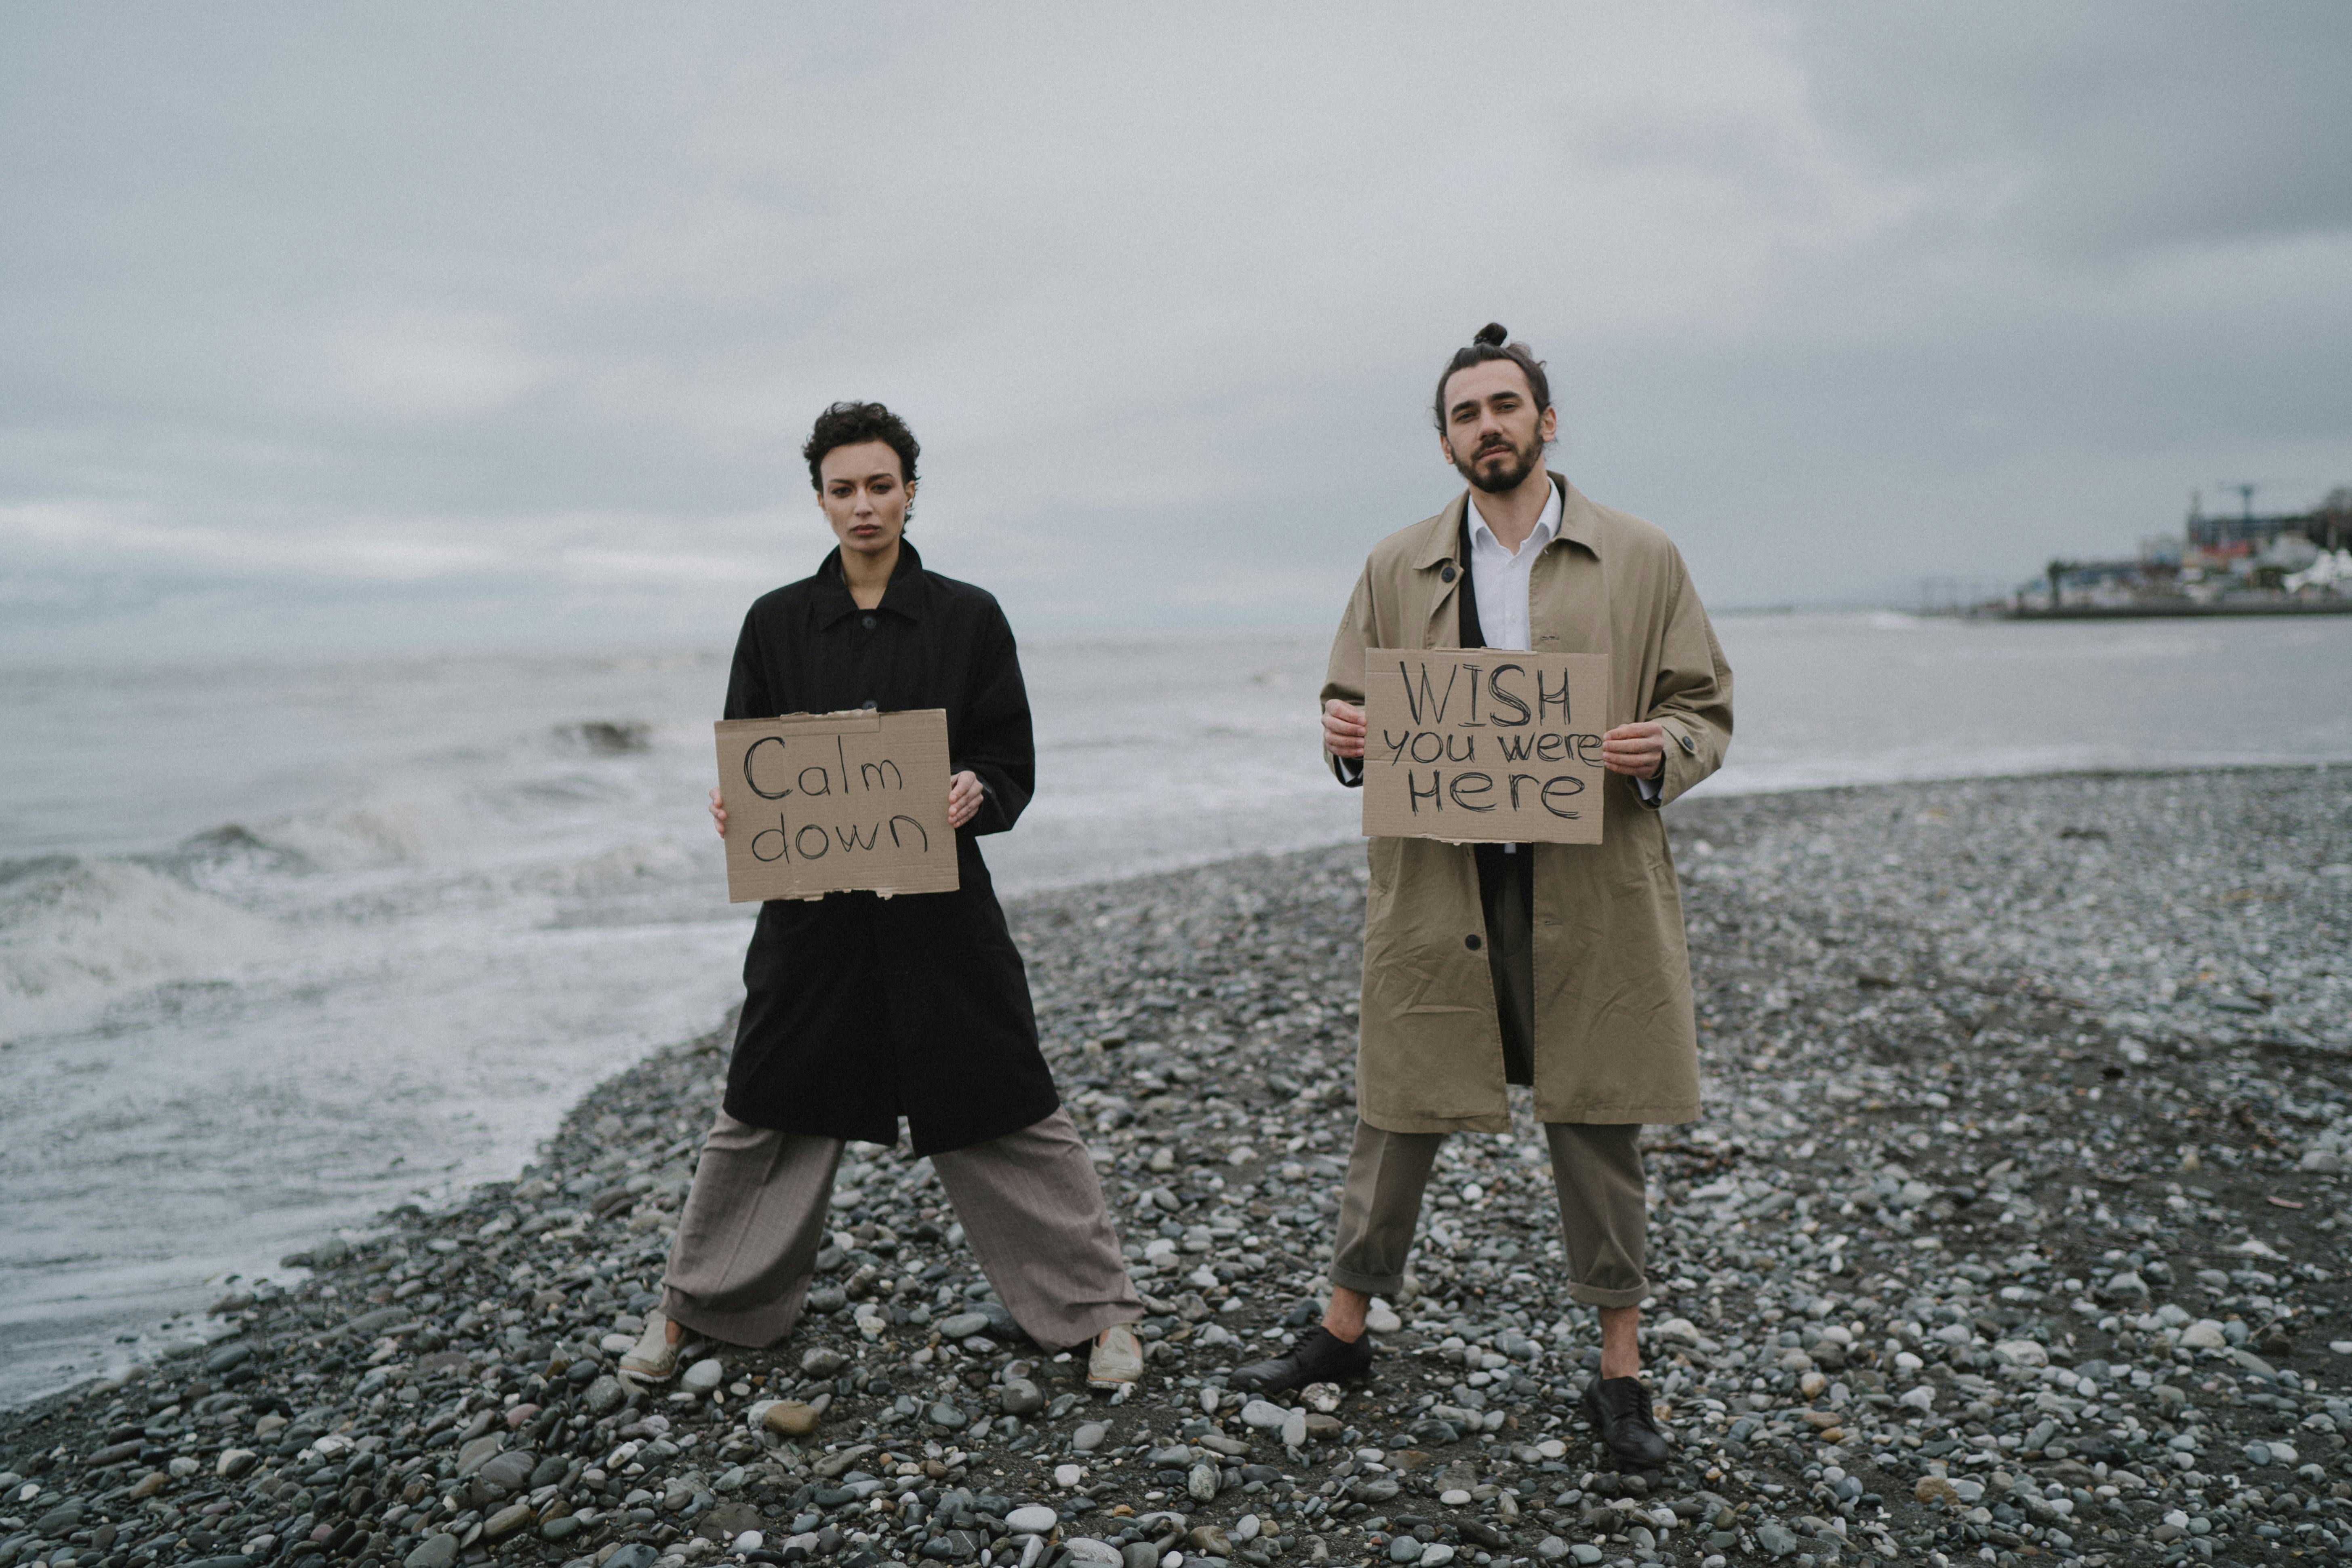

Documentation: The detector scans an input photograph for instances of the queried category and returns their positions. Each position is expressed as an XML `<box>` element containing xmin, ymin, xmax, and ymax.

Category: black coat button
<box><xmin>1465</xmin><ymin>933</ymin><xmax>1482</xmax><ymax>950</ymax></box>
<box><xmin>1440</xmin><ymin>564</ymin><xmax>1457</xmax><ymax>583</ymax></box>
<box><xmin>861</xmin><ymin>699</ymin><xmax>878</xmax><ymax>711</ymax></box>
<box><xmin>861</xmin><ymin>614</ymin><xmax>877</xmax><ymax>629</ymax></box>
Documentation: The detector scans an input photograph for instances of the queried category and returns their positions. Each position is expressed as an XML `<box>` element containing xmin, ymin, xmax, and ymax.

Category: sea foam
<box><xmin>0</xmin><ymin>854</ymin><xmax>278</xmax><ymax>1042</ymax></box>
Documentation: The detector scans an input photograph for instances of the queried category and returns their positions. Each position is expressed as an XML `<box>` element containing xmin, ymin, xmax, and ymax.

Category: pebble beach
<box><xmin>4</xmin><ymin>765</ymin><xmax>2349</xmax><ymax>1568</ymax></box>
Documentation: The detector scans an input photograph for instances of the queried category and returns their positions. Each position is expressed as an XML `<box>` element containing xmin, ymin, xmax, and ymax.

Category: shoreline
<box><xmin>3</xmin><ymin>764</ymin><xmax>2348</xmax><ymax>1568</ymax></box>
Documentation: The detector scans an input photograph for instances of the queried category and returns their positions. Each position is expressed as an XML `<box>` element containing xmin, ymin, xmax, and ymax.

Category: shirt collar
<box><xmin>815</xmin><ymin>539</ymin><xmax>925</xmax><ymax>626</ymax></box>
<box><xmin>1465</xmin><ymin>477</ymin><xmax>1562</xmax><ymax>558</ymax></box>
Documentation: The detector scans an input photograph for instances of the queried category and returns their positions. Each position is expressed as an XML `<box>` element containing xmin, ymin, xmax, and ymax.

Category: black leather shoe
<box><xmin>1580</xmin><ymin>1375</ymin><xmax>1669</xmax><ymax>1467</ymax></box>
<box><xmin>1228</xmin><ymin>1325</ymin><xmax>1375</xmax><ymax>1394</ymax></box>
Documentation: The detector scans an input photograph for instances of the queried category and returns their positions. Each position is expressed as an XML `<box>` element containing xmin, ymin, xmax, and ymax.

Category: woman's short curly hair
<box><xmin>802</xmin><ymin>401</ymin><xmax>920</xmax><ymax>495</ymax></box>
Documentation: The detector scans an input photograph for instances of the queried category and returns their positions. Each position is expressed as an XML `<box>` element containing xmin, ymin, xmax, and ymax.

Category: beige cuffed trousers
<box><xmin>661</xmin><ymin>1107</ymin><xmax>1142</xmax><ymax>1352</ymax></box>
<box><xmin>1331</xmin><ymin>843</ymin><xmax>1650</xmax><ymax>1309</ymax></box>
<box><xmin>1329</xmin><ymin>1117</ymin><xmax>1649</xmax><ymax>1307</ymax></box>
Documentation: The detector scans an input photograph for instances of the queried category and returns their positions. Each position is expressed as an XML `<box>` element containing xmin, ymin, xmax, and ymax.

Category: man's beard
<box><xmin>1457</xmin><ymin>433</ymin><xmax>1542</xmax><ymax>494</ymax></box>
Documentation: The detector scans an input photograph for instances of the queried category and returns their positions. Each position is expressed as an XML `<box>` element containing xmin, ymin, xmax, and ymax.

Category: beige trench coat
<box><xmin>1322</xmin><ymin>476</ymin><xmax>1732</xmax><ymax>1134</ymax></box>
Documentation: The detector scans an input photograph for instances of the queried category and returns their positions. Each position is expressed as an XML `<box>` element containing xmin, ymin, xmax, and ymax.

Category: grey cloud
<box><xmin>1791</xmin><ymin>2</ymin><xmax>2352</xmax><ymax>259</ymax></box>
<box><xmin>2</xmin><ymin>2</ymin><xmax>2349</xmax><ymax>659</ymax></box>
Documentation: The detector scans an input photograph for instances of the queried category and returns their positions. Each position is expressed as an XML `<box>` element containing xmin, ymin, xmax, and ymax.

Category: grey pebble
<box><xmin>476</xmin><ymin>1449</ymin><xmax>535</xmax><ymax>1491</ymax></box>
<box><xmin>2102</xmin><ymin>1269</ymin><xmax>2150</xmax><ymax>1301</ymax></box>
<box><xmin>404</xmin><ymin>1535</ymin><xmax>460</xmax><ymax>1568</ymax></box>
<box><xmin>581</xmin><ymin>1373</ymin><xmax>624</xmax><ymax>1416</ymax></box>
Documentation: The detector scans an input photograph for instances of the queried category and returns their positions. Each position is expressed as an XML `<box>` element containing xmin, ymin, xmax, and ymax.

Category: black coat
<box><xmin>720</xmin><ymin>542</ymin><xmax>1057</xmax><ymax>1155</ymax></box>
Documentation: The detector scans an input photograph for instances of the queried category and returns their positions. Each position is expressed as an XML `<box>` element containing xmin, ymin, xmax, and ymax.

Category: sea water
<box><xmin>3</xmin><ymin>611</ymin><xmax>2348</xmax><ymax>1404</ymax></box>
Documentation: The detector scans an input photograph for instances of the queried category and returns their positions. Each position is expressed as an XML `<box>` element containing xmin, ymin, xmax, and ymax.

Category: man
<box><xmin>1230</xmin><ymin>325</ymin><xmax>1731</xmax><ymax>1467</ymax></box>
<box><xmin>621</xmin><ymin>400</ymin><xmax>1145</xmax><ymax>1393</ymax></box>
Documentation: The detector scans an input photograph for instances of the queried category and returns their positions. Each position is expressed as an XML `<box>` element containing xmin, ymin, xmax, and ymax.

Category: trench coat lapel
<box><xmin>1425</xmin><ymin>478</ymin><xmax>1611</xmax><ymax>668</ymax></box>
<box><xmin>1414</xmin><ymin>495</ymin><xmax>1470</xmax><ymax>650</ymax></box>
<box><xmin>1527</xmin><ymin>478</ymin><xmax>1613</xmax><ymax>693</ymax></box>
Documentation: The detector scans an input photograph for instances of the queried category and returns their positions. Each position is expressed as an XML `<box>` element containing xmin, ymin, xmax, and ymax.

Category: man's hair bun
<box><xmin>1433</xmin><ymin>324</ymin><xmax>1552</xmax><ymax>431</ymax></box>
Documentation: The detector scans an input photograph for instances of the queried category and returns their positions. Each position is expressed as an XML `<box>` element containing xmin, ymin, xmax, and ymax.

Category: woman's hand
<box><xmin>709</xmin><ymin>785</ymin><xmax>728</xmax><ymax>838</ymax></box>
<box><xmin>948</xmin><ymin>770</ymin><xmax>983</xmax><ymax>829</ymax></box>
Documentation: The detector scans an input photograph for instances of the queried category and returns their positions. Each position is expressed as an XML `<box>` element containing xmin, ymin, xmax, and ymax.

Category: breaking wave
<box><xmin>0</xmin><ymin>853</ymin><xmax>280</xmax><ymax>1042</ymax></box>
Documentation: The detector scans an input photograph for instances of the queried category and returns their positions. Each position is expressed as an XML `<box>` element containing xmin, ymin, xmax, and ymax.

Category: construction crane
<box><xmin>2214</xmin><ymin>482</ymin><xmax>2261</xmax><ymax>522</ymax></box>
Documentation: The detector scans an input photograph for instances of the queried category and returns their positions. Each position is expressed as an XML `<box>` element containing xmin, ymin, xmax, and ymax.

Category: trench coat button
<box><xmin>1465</xmin><ymin>933</ymin><xmax>1482</xmax><ymax>950</ymax></box>
<box><xmin>861</xmin><ymin>614</ymin><xmax>877</xmax><ymax>629</ymax></box>
<box><xmin>1440</xmin><ymin>563</ymin><xmax>1457</xmax><ymax>583</ymax></box>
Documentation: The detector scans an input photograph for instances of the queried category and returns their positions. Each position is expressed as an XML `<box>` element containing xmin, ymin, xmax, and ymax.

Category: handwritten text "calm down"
<box><xmin>740</xmin><ymin>734</ymin><xmax>931</xmax><ymax>863</ymax></box>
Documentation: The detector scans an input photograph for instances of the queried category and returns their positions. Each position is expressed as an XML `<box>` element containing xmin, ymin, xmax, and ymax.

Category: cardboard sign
<box><xmin>714</xmin><ymin>709</ymin><xmax>958</xmax><ymax>901</ymax></box>
<box><xmin>1360</xmin><ymin>648</ymin><xmax>1609</xmax><ymax>844</ymax></box>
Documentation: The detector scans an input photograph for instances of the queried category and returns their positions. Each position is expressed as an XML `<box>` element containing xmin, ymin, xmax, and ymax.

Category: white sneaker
<box><xmin>1087</xmin><ymin>1323</ymin><xmax>1143</xmax><ymax>1390</ymax></box>
<box><xmin>619</xmin><ymin>1309</ymin><xmax>679</xmax><ymax>1381</ymax></box>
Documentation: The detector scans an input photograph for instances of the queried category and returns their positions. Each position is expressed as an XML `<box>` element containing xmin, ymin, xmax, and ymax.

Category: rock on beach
<box><xmin>3</xmin><ymin>766</ymin><xmax>2350</xmax><ymax>1568</ymax></box>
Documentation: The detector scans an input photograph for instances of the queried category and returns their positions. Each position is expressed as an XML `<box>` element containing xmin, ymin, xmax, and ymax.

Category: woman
<box><xmin>622</xmin><ymin>400</ymin><xmax>1143</xmax><ymax>1389</ymax></box>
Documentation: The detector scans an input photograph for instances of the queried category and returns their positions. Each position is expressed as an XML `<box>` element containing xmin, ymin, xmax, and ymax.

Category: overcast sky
<box><xmin>4</xmin><ymin>2</ymin><xmax>2348</xmax><ymax>658</ymax></box>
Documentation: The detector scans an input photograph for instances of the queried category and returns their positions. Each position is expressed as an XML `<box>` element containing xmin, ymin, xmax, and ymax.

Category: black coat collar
<box><xmin>815</xmin><ymin>539</ymin><xmax>926</xmax><ymax>627</ymax></box>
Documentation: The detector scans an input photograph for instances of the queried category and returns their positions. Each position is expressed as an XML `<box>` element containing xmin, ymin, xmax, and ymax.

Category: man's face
<box><xmin>1438</xmin><ymin>359</ymin><xmax>1556</xmax><ymax>494</ymax></box>
<box><xmin>817</xmin><ymin>440</ymin><xmax>912</xmax><ymax>558</ymax></box>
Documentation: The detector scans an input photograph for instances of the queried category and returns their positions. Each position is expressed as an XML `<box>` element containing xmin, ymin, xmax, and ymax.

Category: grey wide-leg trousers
<box><xmin>661</xmin><ymin>1107</ymin><xmax>1142</xmax><ymax>1352</ymax></box>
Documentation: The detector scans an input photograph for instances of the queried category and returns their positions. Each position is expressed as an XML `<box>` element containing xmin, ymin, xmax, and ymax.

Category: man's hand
<box><xmin>1322</xmin><ymin>698</ymin><xmax>1367</xmax><ymax>760</ymax></box>
<box><xmin>1600</xmin><ymin>721</ymin><xmax>1668</xmax><ymax>780</ymax></box>
<box><xmin>708</xmin><ymin>785</ymin><xmax>728</xmax><ymax>838</ymax></box>
<box><xmin>948</xmin><ymin>770</ymin><xmax>983</xmax><ymax>829</ymax></box>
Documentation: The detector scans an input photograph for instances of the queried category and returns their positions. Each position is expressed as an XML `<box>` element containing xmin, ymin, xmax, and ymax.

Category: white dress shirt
<box><xmin>1464</xmin><ymin>481</ymin><xmax>1561</xmax><ymax>655</ymax></box>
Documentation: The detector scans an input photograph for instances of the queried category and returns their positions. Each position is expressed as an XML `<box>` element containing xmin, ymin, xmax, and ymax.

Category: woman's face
<box><xmin>817</xmin><ymin>440</ymin><xmax>913</xmax><ymax>561</ymax></box>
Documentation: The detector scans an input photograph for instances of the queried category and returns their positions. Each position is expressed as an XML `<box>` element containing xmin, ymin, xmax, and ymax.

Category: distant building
<box><xmin>2187</xmin><ymin>488</ymin><xmax>2350</xmax><ymax>552</ymax></box>
<box><xmin>1995</xmin><ymin>485</ymin><xmax>2350</xmax><ymax>615</ymax></box>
